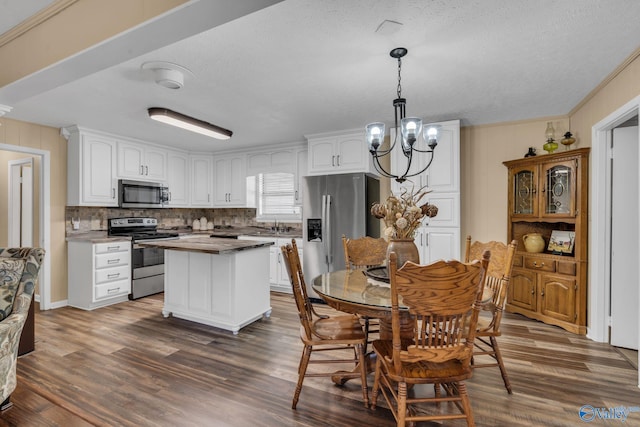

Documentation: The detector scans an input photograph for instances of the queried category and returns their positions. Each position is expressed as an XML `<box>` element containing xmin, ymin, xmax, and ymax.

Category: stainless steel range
<box><xmin>107</xmin><ymin>217</ymin><xmax>179</xmax><ymax>299</ymax></box>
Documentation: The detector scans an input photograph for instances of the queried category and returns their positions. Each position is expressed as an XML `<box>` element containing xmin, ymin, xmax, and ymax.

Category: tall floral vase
<box><xmin>386</xmin><ymin>238</ymin><xmax>420</xmax><ymax>269</ymax></box>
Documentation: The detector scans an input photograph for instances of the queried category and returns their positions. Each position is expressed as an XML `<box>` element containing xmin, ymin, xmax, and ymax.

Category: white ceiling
<box><xmin>2</xmin><ymin>0</ymin><xmax>640</xmax><ymax>153</ymax></box>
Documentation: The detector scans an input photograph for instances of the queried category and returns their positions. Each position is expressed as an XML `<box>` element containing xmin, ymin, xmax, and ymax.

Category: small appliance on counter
<box><xmin>107</xmin><ymin>217</ymin><xmax>178</xmax><ymax>299</ymax></box>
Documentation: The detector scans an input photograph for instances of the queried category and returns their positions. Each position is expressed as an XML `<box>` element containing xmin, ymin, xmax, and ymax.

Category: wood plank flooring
<box><xmin>1</xmin><ymin>292</ymin><xmax>639</xmax><ymax>426</ymax></box>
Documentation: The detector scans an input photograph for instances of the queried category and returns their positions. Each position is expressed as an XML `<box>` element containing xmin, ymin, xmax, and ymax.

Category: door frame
<box><xmin>590</xmin><ymin>95</ymin><xmax>640</xmax><ymax>386</ymax></box>
<box><xmin>0</xmin><ymin>143</ymin><xmax>51</xmax><ymax>310</ymax></box>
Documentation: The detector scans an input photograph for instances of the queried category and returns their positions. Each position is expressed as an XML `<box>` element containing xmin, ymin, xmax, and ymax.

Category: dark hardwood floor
<box><xmin>1</xmin><ymin>292</ymin><xmax>639</xmax><ymax>426</ymax></box>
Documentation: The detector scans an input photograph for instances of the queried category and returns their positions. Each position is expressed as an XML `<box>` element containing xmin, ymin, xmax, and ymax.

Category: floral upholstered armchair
<box><xmin>0</xmin><ymin>247</ymin><xmax>45</xmax><ymax>411</ymax></box>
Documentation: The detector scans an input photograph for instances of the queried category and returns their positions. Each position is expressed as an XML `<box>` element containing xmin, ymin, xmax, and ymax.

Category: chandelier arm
<box><xmin>405</xmin><ymin>151</ymin><xmax>436</xmax><ymax>178</ymax></box>
<box><xmin>397</xmin><ymin>149</ymin><xmax>413</xmax><ymax>181</ymax></box>
<box><xmin>411</xmin><ymin>147</ymin><xmax>435</xmax><ymax>154</ymax></box>
<box><xmin>372</xmin><ymin>153</ymin><xmax>398</xmax><ymax>179</ymax></box>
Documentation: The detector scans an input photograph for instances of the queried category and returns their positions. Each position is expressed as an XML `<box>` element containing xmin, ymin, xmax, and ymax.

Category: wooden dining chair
<box><xmin>342</xmin><ymin>235</ymin><xmax>388</xmax><ymax>348</ymax></box>
<box><xmin>464</xmin><ymin>235</ymin><xmax>517</xmax><ymax>394</ymax></box>
<box><xmin>342</xmin><ymin>235</ymin><xmax>388</xmax><ymax>271</ymax></box>
<box><xmin>370</xmin><ymin>251</ymin><xmax>490</xmax><ymax>427</ymax></box>
<box><xmin>281</xmin><ymin>240</ymin><xmax>369</xmax><ymax>410</ymax></box>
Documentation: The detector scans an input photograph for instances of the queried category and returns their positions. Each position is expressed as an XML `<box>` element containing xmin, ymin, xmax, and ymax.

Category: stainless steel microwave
<box><xmin>118</xmin><ymin>179</ymin><xmax>169</xmax><ymax>208</ymax></box>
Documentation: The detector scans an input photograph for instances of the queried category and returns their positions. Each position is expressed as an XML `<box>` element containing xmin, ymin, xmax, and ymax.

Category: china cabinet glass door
<box><xmin>541</xmin><ymin>160</ymin><xmax>576</xmax><ymax>217</ymax></box>
<box><xmin>511</xmin><ymin>166</ymin><xmax>538</xmax><ymax>217</ymax></box>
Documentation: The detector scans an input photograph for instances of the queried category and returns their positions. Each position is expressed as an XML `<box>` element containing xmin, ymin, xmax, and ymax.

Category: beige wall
<box><xmin>0</xmin><ymin>0</ymin><xmax>188</xmax><ymax>87</ymax></box>
<box><xmin>0</xmin><ymin>117</ymin><xmax>68</xmax><ymax>303</ymax></box>
<box><xmin>460</xmin><ymin>117</ymin><xmax>570</xmax><ymax>243</ymax></box>
<box><xmin>461</xmin><ymin>51</ymin><xmax>640</xmax><ymax>247</ymax></box>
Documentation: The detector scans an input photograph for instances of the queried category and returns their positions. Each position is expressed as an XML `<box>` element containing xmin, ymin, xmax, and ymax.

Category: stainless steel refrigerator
<box><xmin>303</xmin><ymin>173</ymin><xmax>380</xmax><ymax>299</ymax></box>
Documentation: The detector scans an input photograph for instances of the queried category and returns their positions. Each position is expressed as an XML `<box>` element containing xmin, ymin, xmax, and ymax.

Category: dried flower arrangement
<box><xmin>370</xmin><ymin>185</ymin><xmax>439</xmax><ymax>240</ymax></box>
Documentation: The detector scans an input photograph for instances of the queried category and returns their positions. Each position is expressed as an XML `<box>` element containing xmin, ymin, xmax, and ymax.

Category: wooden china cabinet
<box><xmin>503</xmin><ymin>147</ymin><xmax>589</xmax><ymax>334</ymax></box>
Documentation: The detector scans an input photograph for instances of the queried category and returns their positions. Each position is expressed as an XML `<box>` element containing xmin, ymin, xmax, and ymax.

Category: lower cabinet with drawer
<box><xmin>238</xmin><ymin>236</ymin><xmax>302</xmax><ymax>293</ymax></box>
<box><xmin>507</xmin><ymin>252</ymin><xmax>586</xmax><ymax>334</ymax></box>
<box><xmin>68</xmin><ymin>240</ymin><xmax>132</xmax><ymax>310</ymax></box>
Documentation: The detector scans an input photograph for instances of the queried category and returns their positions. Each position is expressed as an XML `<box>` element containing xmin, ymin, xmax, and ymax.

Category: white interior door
<box><xmin>610</xmin><ymin>125</ymin><xmax>639</xmax><ymax>349</ymax></box>
<box><xmin>8</xmin><ymin>158</ymin><xmax>33</xmax><ymax>247</ymax></box>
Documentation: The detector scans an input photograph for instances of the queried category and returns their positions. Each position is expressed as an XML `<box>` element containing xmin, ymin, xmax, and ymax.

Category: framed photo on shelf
<box><xmin>548</xmin><ymin>230</ymin><xmax>575</xmax><ymax>254</ymax></box>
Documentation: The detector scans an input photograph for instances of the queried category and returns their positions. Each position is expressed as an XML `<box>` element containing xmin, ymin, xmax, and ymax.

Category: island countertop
<box><xmin>136</xmin><ymin>236</ymin><xmax>274</xmax><ymax>254</ymax></box>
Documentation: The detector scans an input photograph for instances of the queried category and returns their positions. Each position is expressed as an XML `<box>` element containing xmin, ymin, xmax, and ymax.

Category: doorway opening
<box><xmin>8</xmin><ymin>157</ymin><xmax>34</xmax><ymax>247</ymax></box>
<box><xmin>0</xmin><ymin>143</ymin><xmax>50</xmax><ymax>310</ymax></box>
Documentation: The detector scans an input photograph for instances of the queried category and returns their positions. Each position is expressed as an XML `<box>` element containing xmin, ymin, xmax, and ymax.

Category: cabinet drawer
<box><xmin>524</xmin><ymin>256</ymin><xmax>555</xmax><ymax>273</ymax></box>
<box><xmin>95</xmin><ymin>265</ymin><xmax>130</xmax><ymax>284</ymax></box>
<box><xmin>95</xmin><ymin>241</ymin><xmax>130</xmax><ymax>254</ymax></box>
<box><xmin>95</xmin><ymin>279</ymin><xmax>130</xmax><ymax>300</ymax></box>
<box><xmin>95</xmin><ymin>252</ymin><xmax>129</xmax><ymax>269</ymax></box>
<box><xmin>557</xmin><ymin>260</ymin><xmax>577</xmax><ymax>276</ymax></box>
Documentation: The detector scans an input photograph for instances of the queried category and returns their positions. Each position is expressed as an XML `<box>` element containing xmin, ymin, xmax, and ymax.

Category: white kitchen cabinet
<box><xmin>414</xmin><ymin>226</ymin><xmax>460</xmax><ymax>265</ymax></box>
<box><xmin>390</xmin><ymin>119</ymin><xmax>461</xmax><ymax>258</ymax></box>
<box><xmin>65</xmin><ymin>126</ymin><xmax>118</xmax><ymax>206</ymax></box>
<box><xmin>166</xmin><ymin>150</ymin><xmax>189</xmax><ymax>207</ymax></box>
<box><xmin>238</xmin><ymin>236</ymin><xmax>302</xmax><ymax>293</ymax></box>
<box><xmin>294</xmin><ymin>148</ymin><xmax>307</xmax><ymax>206</ymax></box>
<box><xmin>68</xmin><ymin>240</ymin><xmax>131</xmax><ymax>310</ymax></box>
<box><xmin>306</xmin><ymin>129</ymin><xmax>375</xmax><ymax>175</ymax></box>
<box><xmin>390</xmin><ymin>119</ymin><xmax>460</xmax><ymax>194</ymax></box>
<box><xmin>422</xmin><ymin>192</ymin><xmax>460</xmax><ymax>227</ymax></box>
<box><xmin>190</xmin><ymin>155</ymin><xmax>213</xmax><ymax>207</ymax></box>
<box><xmin>117</xmin><ymin>141</ymin><xmax>168</xmax><ymax>181</ymax></box>
<box><xmin>213</xmin><ymin>154</ymin><xmax>246</xmax><ymax>207</ymax></box>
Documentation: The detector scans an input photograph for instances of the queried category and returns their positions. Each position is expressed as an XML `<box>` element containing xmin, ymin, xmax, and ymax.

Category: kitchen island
<box><xmin>137</xmin><ymin>236</ymin><xmax>273</xmax><ymax>334</ymax></box>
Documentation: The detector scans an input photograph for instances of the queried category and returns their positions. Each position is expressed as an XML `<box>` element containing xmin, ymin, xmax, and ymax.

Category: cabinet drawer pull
<box><xmin>107</xmin><ymin>273</ymin><xmax>120</xmax><ymax>279</ymax></box>
<box><xmin>107</xmin><ymin>287</ymin><xmax>121</xmax><ymax>294</ymax></box>
<box><xmin>107</xmin><ymin>258</ymin><xmax>120</xmax><ymax>264</ymax></box>
<box><xmin>530</xmin><ymin>288</ymin><xmax>535</xmax><ymax>295</ymax></box>
<box><xmin>336</xmin><ymin>155</ymin><xmax>340</xmax><ymax>166</ymax></box>
<box><xmin>107</xmin><ymin>246</ymin><xmax>120</xmax><ymax>252</ymax></box>
<box><xmin>332</xmin><ymin>155</ymin><xmax>335</xmax><ymax>167</ymax></box>
<box><xmin>533</xmin><ymin>261</ymin><xmax>545</xmax><ymax>268</ymax></box>
<box><xmin>140</xmin><ymin>165</ymin><xmax>144</xmax><ymax>175</ymax></box>
<box><xmin>541</xmin><ymin>290</ymin><xmax>545</xmax><ymax>296</ymax></box>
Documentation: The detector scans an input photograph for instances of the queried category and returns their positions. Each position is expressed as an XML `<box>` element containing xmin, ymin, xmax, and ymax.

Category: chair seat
<box><xmin>372</xmin><ymin>339</ymin><xmax>472</xmax><ymax>384</ymax></box>
<box><xmin>304</xmin><ymin>315</ymin><xmax>366</xmax><ymax>343</ymax></box>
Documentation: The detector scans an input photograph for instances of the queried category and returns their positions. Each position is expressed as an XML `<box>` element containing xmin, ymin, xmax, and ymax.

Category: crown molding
<box><xmin>0</xmin><ymin>0</ymin><xmax>78</xmax><ymax>48</ymax></box>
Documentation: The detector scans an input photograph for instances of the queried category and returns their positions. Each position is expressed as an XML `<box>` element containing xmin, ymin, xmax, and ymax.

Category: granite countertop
<box><xmin>162</xmin><ymin>226</ymin><xmax>302</xmax><ymax>239</ymax></box>
<box><xmin>66</xmin><ymin>232</ymin><xmax>131</xmax><ymax>243</ymax></box>
<box><xmin>136</xmin><ymin>236</ymin><xmax>274</xmax><ymax>254</ymax></box>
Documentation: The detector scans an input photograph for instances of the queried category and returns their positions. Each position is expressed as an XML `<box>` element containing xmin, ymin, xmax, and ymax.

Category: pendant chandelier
<box><xmin>365</xmin><ymin>47</ymin><xmax>439</xmax><ymax>183</ymax></box>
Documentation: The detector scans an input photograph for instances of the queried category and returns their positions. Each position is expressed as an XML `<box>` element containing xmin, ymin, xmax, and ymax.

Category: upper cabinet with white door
<box><xmin>65</xmin><ymin>126</ymin><xmax>118</xmax><ymax>206</ymax></box>
<box><xmin>166</xmin><ymin>149</ymin><xmax>190</xmax><ymax>207</ymax></box>
<box><xmin>213</xmin><ymin>153</ymin><xmax>246</xmax><ymax>207</ymax></box>
<box><xmin>306</xmin><ymin>128</ymin><xmax>376</xmax><ymax>175</ymax></box>
<box><xmin>391</xmin><ymin>119</ymin><xmax>461</xmax><ymax>260</ymax></box>
<box><xmin>390</xmin><ymin>119</ymin><xmax>460</xmax><ymax>194</ymax></box>
<box><xmin>117</xmin><ymin>140</ymin><xmax>167</xmax><ymax>181</ymax></box>
<box><xmin>190</xmin><ymin>155</ymin><xmax>213</xmax><ymax>207</ymax></box>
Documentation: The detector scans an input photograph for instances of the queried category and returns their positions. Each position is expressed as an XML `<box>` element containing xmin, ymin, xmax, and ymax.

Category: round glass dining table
<box><xmin>311</xmin><ymin>268</ymin><xmax>493</xmax><ymax>340</ymax></box>
<box><xmin>312</xmin><ymin>268</ymin><xmax>410</xmax><ymax>340</ymax></box>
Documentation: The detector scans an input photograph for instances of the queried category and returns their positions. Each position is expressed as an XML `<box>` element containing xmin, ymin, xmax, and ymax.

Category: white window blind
<box><xmin>256</xmin><ymin>172</ymin><xmax>301</xmax><ymax>221</ymax></box>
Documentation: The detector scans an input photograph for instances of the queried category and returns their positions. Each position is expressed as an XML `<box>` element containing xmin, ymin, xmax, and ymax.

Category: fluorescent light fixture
<box><xmin>148</xmin><ymin>108</ymin><xmax>232</xmax><ymax>140</ymax></box>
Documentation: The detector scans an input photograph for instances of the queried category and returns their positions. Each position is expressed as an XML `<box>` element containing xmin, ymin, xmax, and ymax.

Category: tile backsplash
<box><xmin>65</xmin><ymin>207</ymin><xmax>300</xmax><ymax>234</ymax></box>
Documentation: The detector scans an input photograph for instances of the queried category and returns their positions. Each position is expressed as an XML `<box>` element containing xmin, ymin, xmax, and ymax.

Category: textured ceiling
<box><xmin>2</xmin><ymin>0</ymin><xmax>640</xmax><ymax>152</ymax></box>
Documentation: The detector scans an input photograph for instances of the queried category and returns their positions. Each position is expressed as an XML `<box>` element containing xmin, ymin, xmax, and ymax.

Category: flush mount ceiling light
<box><xmin>148</xmin><ymin>108</ymin><xmax>232</xmax><ymax>140</ymax></box>
<box><xmin>141</xmin><ymin>61</ymin><xmax>193</xmax><ymax>90</ymax></box>
<box><xmin>365</xmin><ymin>47</ymin><xmax>439</xmax><ymax>183</ymax></box>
